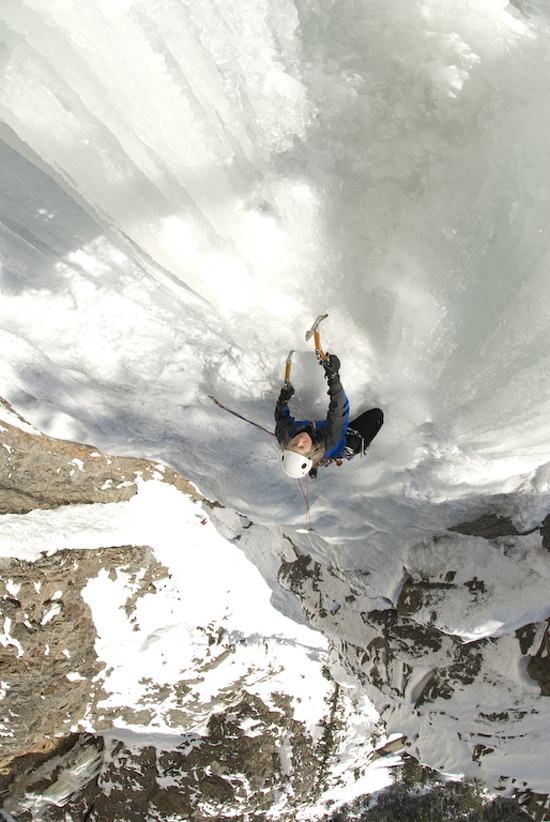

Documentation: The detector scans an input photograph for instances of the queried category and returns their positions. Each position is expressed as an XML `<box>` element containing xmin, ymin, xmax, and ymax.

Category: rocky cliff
<box><xmin>0</xmin><ymin>400</ymin><xmax>388</xmax><ymax>821</ymax></box>
<box><xmin>2</xmin><ymin>396</ymin><xmax>550</xmax><ymax>821</ymax></box>
<box><xmin>278</xmin><ymin>525</ymin><xmax>550</xmax><ymax>819</ymax></box>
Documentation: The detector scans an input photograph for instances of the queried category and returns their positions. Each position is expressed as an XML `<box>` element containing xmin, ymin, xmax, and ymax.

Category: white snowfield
<box><xmin>2</xmin><ymin>0</ymin><xmax>550</xmax><ymax>805</ymax></box>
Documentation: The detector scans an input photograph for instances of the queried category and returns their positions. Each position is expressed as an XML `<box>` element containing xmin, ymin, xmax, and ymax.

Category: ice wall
<box><xmin>2</xmin><ymin>0</ymin><xmax>550</xmax><ymax>538</ymax></box>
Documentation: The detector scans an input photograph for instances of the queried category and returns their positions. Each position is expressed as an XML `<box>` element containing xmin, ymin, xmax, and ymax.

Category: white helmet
<box><xmin>282</xmin><ymin>450</ymin><xmax>313</xmax><ymax>479</ymax></box>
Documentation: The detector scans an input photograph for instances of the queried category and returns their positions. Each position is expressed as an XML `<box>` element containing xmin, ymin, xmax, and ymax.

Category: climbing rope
<box><xmin>209</xmin><ymin>396</ymin><xmax>276</xmax><ymax>438</ymax></box>
<box><xmin>298</xmin><ymin>473</ymin><xmax>310</xmax><ymax>530</ymax></box>
<box><xmin>210</xmin><ymin>394</ymin><xmax>311</xmax><ymax>529</ymax></box>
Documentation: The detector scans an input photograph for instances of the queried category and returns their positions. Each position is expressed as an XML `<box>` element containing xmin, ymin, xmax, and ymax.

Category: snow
<box><xmin>77</xmin><ymin>480</ymin><xmax>329</xmax><ymax>733</ymax></box>
<box><xmin>5</xmin><ymin>580</ymin><xmax>20</xmax><ymax>597</ymax></box>
<box><xmin>2</xmin><ymin>0</ymin><xmax>550</xmax><ymax>809</ymax></box>
<box><xmin>401</xmin><ymin>530</ymin><xmax>550</xmax><ymax>640</ymax></box>
<box><xmin>40</xmin><ymin>604</ymin><xmax>62</xmax><ymax>625</ymax></box>
<box><xmin>0</xmin><ymin>474</ymin><xmax>391</xmax><ymax>807</ymax></box>
<box><xmin>0</xmin><ymin>618</ymin><xmax>23</xmax><ymax>658</ymax></box>
<box><xmin>0</xmin><ymin>401</ymin><xmax>41</xmax><ymax>436</ymax></box>
<box><xmin>0</xmin><ymin>498</ymin><xmax>145</xmax><ymax>562</ymax></box>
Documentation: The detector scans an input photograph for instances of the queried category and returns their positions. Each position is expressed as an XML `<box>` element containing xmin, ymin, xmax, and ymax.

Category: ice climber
<box><xmin>275</xmin><ymin>352</ymin><xmax>384</xmax><ymax>479</ymax></box>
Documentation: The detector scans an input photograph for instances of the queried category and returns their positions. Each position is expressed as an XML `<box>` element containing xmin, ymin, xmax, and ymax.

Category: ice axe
<box><xmin>284</xmin><ymin>349</ymin><xmax>294</xmax><ymax>387</ymax></box>
<box><xmin>305</xmin><ymin>313</ymin><xmax>328</xmax><ymax>362</ymax></box>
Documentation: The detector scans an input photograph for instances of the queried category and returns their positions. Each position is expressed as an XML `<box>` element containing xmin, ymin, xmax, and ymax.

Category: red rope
<box><xmin>298</xmin><ymin>474</ymin><xmax>310</xmax><ymax>530</ymax></box>
<box><xmin>305</xmin><ymin>473</ymin><xmax>310</xmax><ymax>529</ymax></box>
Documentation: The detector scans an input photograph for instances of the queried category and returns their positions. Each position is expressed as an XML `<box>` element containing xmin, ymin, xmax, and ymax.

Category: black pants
<box><xmin>346</xmin><ymin>408</ymin><xmax>384</xmax><ymax>454</ymax></box>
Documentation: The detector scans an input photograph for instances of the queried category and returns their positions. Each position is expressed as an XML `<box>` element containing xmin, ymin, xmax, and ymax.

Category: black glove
<box><xmin>322</xmin><ymin>353</ymin><xmax>340</xmax><ymax>380</ymax></box>
<box><xmin>278</xmin><ymin>384</ymin><xmax>295</xmax><ymax>405</ymax></box>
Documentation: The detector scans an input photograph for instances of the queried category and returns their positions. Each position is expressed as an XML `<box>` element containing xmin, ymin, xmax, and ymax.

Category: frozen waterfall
<box><xmin>3</xmin><ymin>0</ymin><xmax>550</xmax><ymax>541</ymax></box>
<box><xmin>4</xmin><ymin>0</ymin><xmax>550</xmax><ymax>800</ymax></box>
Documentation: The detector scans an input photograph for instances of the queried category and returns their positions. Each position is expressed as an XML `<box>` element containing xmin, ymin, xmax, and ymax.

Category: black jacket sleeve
<box><xmin>320</xmin><ymin>374</ymin><xmax>350</xmax><ymax>454</ymax></box>
<box><xmin>275</xmin><ymin>391</ymin><xmax>295</xmax><ymax>443</ymax></box>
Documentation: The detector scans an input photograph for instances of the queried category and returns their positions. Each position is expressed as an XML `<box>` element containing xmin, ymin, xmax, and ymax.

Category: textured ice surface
<box><xmin>2</xmin><ymin>0</ymin><xmax>550</xmax><ymax>799</ymax></box>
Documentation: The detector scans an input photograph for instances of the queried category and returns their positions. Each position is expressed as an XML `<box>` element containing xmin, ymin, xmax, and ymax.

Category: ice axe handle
<box><xmin>314</xmin><ymin>331</ymin><xmax>327</xmax><ymax>362</ymax></box>
<box><xmin>305</xmin><ymin>314</ymin><xmax>328</xmax><ymax>362</ymax></box>
<box><xmin>284</xmin><ymin>350</ymin><xmax>294</xmax><ymax>386</ymax></box>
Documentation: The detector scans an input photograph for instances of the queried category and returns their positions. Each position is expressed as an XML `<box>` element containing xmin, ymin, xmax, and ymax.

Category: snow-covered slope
<box><xmin>2</xmin><ymin>0</ymin><xmax>550</xmax><ymax>811</ymax></box>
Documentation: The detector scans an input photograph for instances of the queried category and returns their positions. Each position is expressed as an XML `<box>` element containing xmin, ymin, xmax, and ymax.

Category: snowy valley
<box><xmin>2</xmin><ymin>0</ymin><xmax>550</xmax><ymax>819</ymax></box>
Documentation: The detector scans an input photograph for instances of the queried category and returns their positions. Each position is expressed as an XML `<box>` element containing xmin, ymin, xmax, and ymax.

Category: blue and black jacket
<box><xmin>274</xmin><ymin>373</ymin><xmax>350</xmax><ymax>461</ymax></box>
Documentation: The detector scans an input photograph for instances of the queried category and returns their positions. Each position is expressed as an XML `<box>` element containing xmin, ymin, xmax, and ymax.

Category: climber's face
<box><xmin>289</xmin><ymin>431</ymin><xmax>312</xmax><ymax>455</ymax></box>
